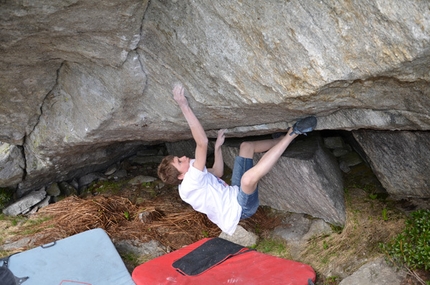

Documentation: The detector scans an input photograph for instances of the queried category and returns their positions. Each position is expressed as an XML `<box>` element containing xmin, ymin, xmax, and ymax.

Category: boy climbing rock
<box><xmin>158</xmin><ymin>83</ymin><xmax>317</xmax><ymax>235</ymax></box>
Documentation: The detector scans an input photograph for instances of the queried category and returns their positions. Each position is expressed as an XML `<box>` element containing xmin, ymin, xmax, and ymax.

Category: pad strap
<box><xmin>0</xmin><ymin>255</ymin><xmax>29</xmax><ymax>285</ymax></box>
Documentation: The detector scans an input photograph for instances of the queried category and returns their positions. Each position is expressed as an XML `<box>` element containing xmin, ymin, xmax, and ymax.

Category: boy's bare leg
<box><xmin>239</xmin><ymin>138</ymin><xmax>282</xmax><ymax>159</ymax></box>
<box><xmin>240</xmin><ymin>128</ymin><xmax>298</xmax><ymax>194</ymax></box>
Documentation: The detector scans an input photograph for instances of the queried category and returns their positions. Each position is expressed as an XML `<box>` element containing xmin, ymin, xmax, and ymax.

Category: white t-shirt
<box><xmin>178</xmin><ymin>160</ymin><xmax>242</xmax><ymax>235</ymax></box>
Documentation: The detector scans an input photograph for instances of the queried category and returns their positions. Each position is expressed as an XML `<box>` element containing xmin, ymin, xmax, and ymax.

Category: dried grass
<box><xmin>300</xmin><ymin>187</ymin><xmax>406</xmax><ymax>275</ymax></box>
<box><xmin>20</xmin><ymin>192</ymin><xmax>282</xmax><ymax>251</ymax></box>
<box><xmin>29</xmin><ymin>195</ymin><xmax>221</xmax><ymax>250</ymax></box>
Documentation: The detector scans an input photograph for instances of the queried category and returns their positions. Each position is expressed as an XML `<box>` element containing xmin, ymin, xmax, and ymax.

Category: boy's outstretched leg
<box><xmin>239</xmin><ymin>128</ymin><xmax>297</xmax><ymax>194</ymax></box>
<box><xmin>240</xmin><ymin>116</ymin><xmax>317</xmax><ymax>194</ymax></box>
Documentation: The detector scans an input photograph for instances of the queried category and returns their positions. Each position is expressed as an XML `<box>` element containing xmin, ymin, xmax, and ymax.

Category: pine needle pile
<box><xmin>21</xmin><ymin>192</ymin><xmax>283</xmax><ymax>251</ymax></box>
<box><xmin>31</xmin><ymin>195</ymin><xmax>221</xmax><ymax>250</ymax></box>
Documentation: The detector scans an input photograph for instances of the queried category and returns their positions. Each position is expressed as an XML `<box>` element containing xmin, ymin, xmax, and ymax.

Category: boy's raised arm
<box><xmin>172</xmin><ymin>83</ymin><xmax>208</xmax><ymax>171</ymax></box>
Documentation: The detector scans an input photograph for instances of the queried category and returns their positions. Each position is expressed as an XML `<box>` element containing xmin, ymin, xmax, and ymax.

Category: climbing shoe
<box><xmin>290</xmin><ymin>116</ymin><xmax>317</xmax><ymax>136</ymax></box>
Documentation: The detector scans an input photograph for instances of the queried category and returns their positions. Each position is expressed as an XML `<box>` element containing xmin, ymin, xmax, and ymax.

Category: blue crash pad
<box><xmin>3</xmin><ymin>228</ymin><xmax>135</xmax><ymax>285</ymax></box>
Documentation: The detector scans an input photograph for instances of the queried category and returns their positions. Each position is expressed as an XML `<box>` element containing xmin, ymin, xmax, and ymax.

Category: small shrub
<box><xmin>380</xmin><ymin>209</ymin><xmax>430</xmax><ymax>271</ymax></box>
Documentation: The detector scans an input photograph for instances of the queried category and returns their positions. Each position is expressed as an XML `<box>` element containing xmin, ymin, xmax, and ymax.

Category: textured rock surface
<box><xmin>338</xmin><ymin>257</ymin><xmax>406</xmax><ymax>285</ymax></box>
<box><xmin>2</xmin><ymin>189</ymin><xmax>46</xmax><ymax>216</ymax></box>
<box><xmin>0</xmin><ymin>143</ymin><xmax>24</xmax><ymax>187</ymax></box>
<box><xmin>353</xmin><ymin>130</ymin><xmax>430</xmax><ymax>198</ymax></box>
<box><xmin>272</xmin><ymin>214</ymin><xmax>333</xmax><ymax>260</ymax></box>
<box><xmin>0</xmin><ymin>0</ymin><xmax>429</xmax><ymax>197</ymax></box>
<box><xmin>0</xmin><ymin>0</ymin><xmax>147</xmax><ymax>145</ymax></box>
<box><xmin>219</xmin><ymin>225</ymin><xmax>259</xmax><ymax>248</ymax></box>
<box><xmin>223</xmin><ymin>135</ymin><xmax>345</xmax><ymax>225</ymax></box>
<box><xmin>139</xmin><ymin>0</ymin><xmax>430</xmax><ymax>133</ymax></box>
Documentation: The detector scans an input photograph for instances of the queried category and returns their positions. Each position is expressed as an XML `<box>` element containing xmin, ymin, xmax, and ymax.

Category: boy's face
<box><xmin>172</xmin><ymin>156</ymin><xmax>190</xmax><ymax>180</ymax></box>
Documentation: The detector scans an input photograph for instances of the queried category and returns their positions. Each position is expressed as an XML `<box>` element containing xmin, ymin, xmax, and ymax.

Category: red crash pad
<box><xmin>132</xmin><ymin>238</ymin><xmax>315</xmax><ymax>285</ymax></box>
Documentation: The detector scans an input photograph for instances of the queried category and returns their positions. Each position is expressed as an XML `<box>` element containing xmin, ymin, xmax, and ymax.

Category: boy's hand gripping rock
<box><xmin>172</xmin><ymin>83</ymin><xmax>188</xmax><ymax>107</ymax></box>
<box><xmin>215</xmin><ymin>129</ymin><xmax>226</xmax><ymax>148</ymax></box>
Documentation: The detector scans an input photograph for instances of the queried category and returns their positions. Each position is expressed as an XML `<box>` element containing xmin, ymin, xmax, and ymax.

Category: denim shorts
<box><xmin>232</xmin><ymin>156</ymin><xmax>259</xmax><ymax>219</ymax></box>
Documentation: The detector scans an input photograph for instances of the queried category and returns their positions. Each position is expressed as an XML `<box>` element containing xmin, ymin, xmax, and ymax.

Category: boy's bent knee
<box><xmin>239</xmin><ymin>141</ymin><xmax>254</xmax><ymax>158</ymax></box>
<box><xmin>240</xmin><ymin>172</ymin><xmax>258</xmax><ymax>194</ymax></box>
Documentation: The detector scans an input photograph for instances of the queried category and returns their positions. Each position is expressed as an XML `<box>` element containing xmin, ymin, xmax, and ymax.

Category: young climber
<box><xmin>157</xmin><ymin>83</ymin><xmax>317</xmax><ymax>235</ymax></box>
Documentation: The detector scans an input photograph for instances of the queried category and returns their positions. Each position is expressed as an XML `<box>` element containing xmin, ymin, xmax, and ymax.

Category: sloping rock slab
<box><xmin>2</xmin><ymin>188</ymin><xmax>47</xmax><ymax>216</ymax></box>
<box><xmin>353</xmin><ymin>130</ymin><xmax>430</xmax><ymax>198</ymax></box>
<box><xmin>219</xmin><ymin>225</ymin><xmax>258</xmax><ymax>248</ymax></box>
<box><xmin>0</xmin><ymin>143</ymin><xmax>24</xmax><ymax>188</ymax></box>
<box><xmin>339</xmin><ymin>257</ymin><xmax>406</xmax><ymax>285</ymax></box>
<box><xmin>223</xmin><ymin>134</ymin><xmax>345</xmax><ymax>226</ymax></box>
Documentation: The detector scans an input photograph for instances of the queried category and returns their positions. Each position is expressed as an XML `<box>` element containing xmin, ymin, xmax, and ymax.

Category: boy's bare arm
<box><xmin>172</xmin><ymin>83</ymin><xmax>208</xmax><ymax>171</ymax></box>
<box><xmin>208</xmin><ymin>129</ymin><xmax>226</xmax><ymax>178</ymax></box>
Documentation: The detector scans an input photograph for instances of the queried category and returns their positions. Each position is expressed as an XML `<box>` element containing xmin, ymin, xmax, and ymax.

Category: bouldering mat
<box><xmin>2</xmin><ymin>228</ymin><xmax>135</xmax><ymax>285</ymax></box>
<box><xmin>132</xmin><ymin>237</ymin><xmax>315</xmax><ymax>285</ymax></box>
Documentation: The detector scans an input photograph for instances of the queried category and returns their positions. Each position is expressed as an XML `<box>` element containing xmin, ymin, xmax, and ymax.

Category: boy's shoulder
<box><xmin>183</xmin><ymin>165</ymin><xmax>219</xmax><ymax>187</ymax></box>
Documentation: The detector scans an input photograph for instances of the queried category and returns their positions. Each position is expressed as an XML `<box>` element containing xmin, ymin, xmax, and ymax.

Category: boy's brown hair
<box><xmin>157</xmin><ymin>155</ymin><xmax>182</xmax><ymax>186</ymax></box>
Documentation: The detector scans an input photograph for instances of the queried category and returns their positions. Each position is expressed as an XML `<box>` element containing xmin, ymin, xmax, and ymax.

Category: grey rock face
<box><xmin>2</xmin><ymin>189</ymin><xmax>47</xmax><ymax>216</ymax></box>
<box><xmin>0</xmin><ymin>0</ymin><xmax>429</xmax><ymax>199</ymax></box>
<box><xmin>128</xmin><ymin>175</ymin><xmax>157</xmax><ymax>185</ymax></box>
<box><xmin>323</xmin><ymin>137</ymin><xmax>346</xmax><ymax>150</ymax></box>
<box><xmin>273</xmin><ymin>213</ymin><xmax>313</xmax><ymax>242</ymax></box>
<box><xmin>58</xmin><ymin>181</ymin><xmax>78</xmax><ymax>196</ymax></box>
<box><xmin>0</xmin><ymin>0</ymin><xmax>148</xmax><ymax>145</ymax></box>
<box><xmin>338</xmin><ymin>258</ymin><xmax>406</xmax><ymax>285</ymax></box>
<box><xmin>140</xmin><ymin>0</ymin><xmax>430</xmax><ymax>132</ymax></box>
<box><xmin>223</xmin><ymin>134</ymin><xmax>346</xmax><ymax>225</ymax></box>
<box><xmin>272</xmin><ymin>213</ymin><xmax>333</xmax><ymax>259</ymax></box>
<box><xmin>219</xmin><ymin>225</ymin><xmax>259</xmax><ymax>248</ymax></box>
<box><xmin>166</xmin><ymin>140</ymin><xmax>197</xmax><ymax>159</ymax></box>
<box><xmin>114</xmin><ymin>239</ymin><xmax>166</xmax><ymax>259</ymax></box>
<box><xmin>46</xmin><ymin>183</ymin><xmax>61</xmax><ymax>197</ymax></box>
<box><xmin>0</xmin><ymin>143</ymin><xmax>24</xmax><ymax>187</ymax></box>
<box><xmin>18</xmin><ymin>52</ymin><xmax>148</xmax><ymax>195</ymax></box>
<box><xmin>353</xmin><ymin>130</ymin><xmax>430</xmax><ymax>198</ymax></box>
